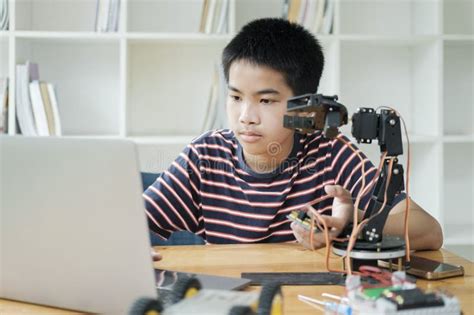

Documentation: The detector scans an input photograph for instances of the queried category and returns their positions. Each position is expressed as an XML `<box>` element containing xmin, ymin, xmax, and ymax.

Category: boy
<box><xmin>144</xmin><ymin>18</ymin><xmax>442</xmax><ymax>254</ymax></box>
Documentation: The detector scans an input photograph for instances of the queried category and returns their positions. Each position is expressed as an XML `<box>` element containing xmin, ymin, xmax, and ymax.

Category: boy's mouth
<box><xmin>239</xmin><ymin>130</ymin><xmax>262</xmax><ymax>143</ymax></box>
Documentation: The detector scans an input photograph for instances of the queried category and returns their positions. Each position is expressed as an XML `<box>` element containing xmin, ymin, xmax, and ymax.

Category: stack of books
<box><xmin>95</xmin><ymin>0</ymin><xmax>120</xmax><ymax>32</ymax></box>
<box><xmin>199</xmin><ymin>0</ymin><xmax>229</xmax><ymax>34</ymax></box>
<box><xmin>284</xmin><ymin>0</ymin><xmax>335</xmax><ymax>34</ymax></box>
<box><xmin>15</xmin><ymin>62</ymin><xmax>62</xmax><ymax>136</ymax></box>
<box><xmin>0</xmin><ymin>0</ymin><xmax>8</xmax><ymax>31</ymax></box>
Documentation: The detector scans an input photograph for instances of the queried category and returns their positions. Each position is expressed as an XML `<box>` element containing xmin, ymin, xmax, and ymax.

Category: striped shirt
<box><xmin>144</xmin><ymin>129</ymin><xmax>379</xmax><ymax>244</ymax></box>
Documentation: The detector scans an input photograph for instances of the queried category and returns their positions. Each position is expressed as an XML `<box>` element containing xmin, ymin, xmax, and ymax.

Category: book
<box><xmin>47</xmin><ymin>83</ymin><xmax>62</xmax><ymax>136</ymax></box>
<box><xmin>29</xmin><ymin>80</ymin><xmax>49</xmax><ymax>136</ymax></box>
<box><xmin>205</xmin><ymin>0</ymin><xmax>217</xmax><ymax>34</ymax></box>
<box><xmin>211</xmin><ymin>0</ymin><xmax>222</xmax><ymax>33</ymax></box>
<box><xmin>202</xmin><ymin>62</ymin><xmax>227</xmax><ymax>132</ymax></box>
<box><xmin>95</xmin><ymin>0</ymin><xmax>111</xmax><ymax>32</ymax></box>
<box><xmin>199</xmin><ymin>0</ymin><xmax>210</xmax><ymax>33</ymax></box>
<box><xmin>216</xmin><ymin>0</ymin><xmax>229</xmax><ymax>34</ymax></box>
<box><xmin>0</xmin><ymin>0</ymin><xmax>8</xmax><ymax>31</ymax></box>
<box><xmin>0</xmin><ymin>77</ymin><xmax>8</xmax><ymax>133</ymax></box>
<box><xmin>313</xmin><ymin>0</ymin><xmax>326</xmax><ymax>33</ymax></box>
<box><xmin>303</xmin><ymin>0</ymin><xmax>318</xmax><ymax>31</ymax></box>
<box><xmin>321</xmin><ymin>0</ymin><xmax>335</xmax><ymax>34</ymax></box>
<box><xmin>288</xmin><ymin>0</ymin><xmax>302</xmax><ymax>23</ymax></box>
<box><xmin>202</xmin><ymin>63</ymin><xmax>219</xmax><ymax>132</ymax></box>
<box><xmin>39</xmin><ymin>81</ymin><xmax>55</xmax><ymax>135</ymax></box>
<box><xmin>107</xmin><ymin>0</ymin><xmax>120</xmax><ymax>32</ymax></box>
<box><xmin>298</xmin><ymin>0</ymin><xmax>308</xmax><ymax>25</ymax></box>
<box><xmin>3</xmin><ymin>85</ymin><xmax>7</xmax><ymax>133</ymax></box>
<box><xmin>215</xmin><ymin>62</ymin><xmax>227</xmax><ymax>129</ymax></box>
<box><xmin>15</xmin><ymin>63</ymin><xmax>37</xmax><ymax>136</ymax></box>
<box><xmin>282</xmin><ymin>0</ymin><xmax>290</xmax><ymax>19</ymax></box>
<box><xmin>109</xmin><ymin>0</ymin><xmax>120</xmax><ymax>32</ymax></box>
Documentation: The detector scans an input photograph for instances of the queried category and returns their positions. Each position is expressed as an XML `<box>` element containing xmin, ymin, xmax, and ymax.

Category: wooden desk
<box><xmin>155</xmin><ymin>244</ymin><xmax>473</xmax><ymax>314</ymax></box>
<box><xmin>1</xmin><ymin>244</ymin><xmax>473</xmax><ymax>314</ymax></box>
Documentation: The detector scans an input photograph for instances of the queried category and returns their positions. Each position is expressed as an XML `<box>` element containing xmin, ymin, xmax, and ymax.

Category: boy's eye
<box><xmin>230</xmin><ymin>95</ymin><xmax>241</xmax><ymax>102</ymax></box>
<box><xmin>260</xmin><ymin>98</ymin><xmax>274</xmax><ymax>105</ymax></box>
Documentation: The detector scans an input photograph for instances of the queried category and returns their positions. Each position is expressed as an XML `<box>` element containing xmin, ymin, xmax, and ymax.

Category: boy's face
<box><xmin>226</xmin><ymin>60</ymin><xmax>295</xmax><ymax>160</ymax></box>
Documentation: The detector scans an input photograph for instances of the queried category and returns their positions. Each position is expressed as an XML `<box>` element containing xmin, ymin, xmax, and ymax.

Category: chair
<box><xmin>141</xmin><ymin>172</ymin><xmax>205</xmax><ymax>246</ymax></box>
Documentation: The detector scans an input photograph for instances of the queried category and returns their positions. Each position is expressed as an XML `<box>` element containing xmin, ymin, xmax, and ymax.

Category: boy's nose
<box><xmin>239</xmin><ymin>103</ymin><xmax>260</xmax><ymax>125</ymax></box>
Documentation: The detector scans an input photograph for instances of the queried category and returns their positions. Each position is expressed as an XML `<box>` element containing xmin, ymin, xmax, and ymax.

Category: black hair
<box><xmin>222</xmin><ymin>18</ymin><xmax>324</xmax><ymax>96</ymax></box>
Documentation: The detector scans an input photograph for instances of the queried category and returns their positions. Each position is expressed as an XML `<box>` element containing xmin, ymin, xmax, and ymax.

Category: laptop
<box><xmin>0</xmin><ymin>136</ymin><xmax>250</xmax><ymax>314</ymax></box>
<box><xmin>0</xmin><ymin>136</ymin><xmax>158</xmax><ymax>314</ymax></box>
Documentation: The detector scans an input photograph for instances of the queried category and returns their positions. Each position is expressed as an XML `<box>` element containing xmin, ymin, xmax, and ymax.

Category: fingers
<box><xmin>303</xmin><ymin>206</ymin><xmax>345</xmax><ymax>231</ymax></box>
<box><xmin>303</xmin><ymin>205</ymin><xmax>321</xmax><ymax>220</ymax></box>
<box><xmin>291</xmin><ymin>213</ymin><xmax>345</xmax><ymax>247</ymax></box>
<box><xmin>318</xmin><ymin>214</ymin><xmax>347</xmax><ymax>231</ymax></box>
<box><xmin>324</xmin><ymin>184</ymin><xmax>352</xmax><ymax>201</ymax></box>
<box><xmin>151</xmin><ymin>249</ymin><xmax>162</xmax><ymax>261</ymax></box>
<box><xmin>291</xmin><ymin>221</ymin><xmax>326</xmax><ymax>249</ymax></box>
<box><xmin>291</xmin><ymin>222</ymin><xmax>307</xmax><ymax>246</ymax></box>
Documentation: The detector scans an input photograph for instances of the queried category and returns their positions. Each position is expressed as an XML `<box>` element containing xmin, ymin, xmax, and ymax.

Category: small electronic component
<box><xmin>379</xmin><ymin>288</ymin><xmax>443</xmax><ymax>310</ymax></box>
<box><xmin>361</xmin><ymin>287</ymin><xmax>397</xmax><ymax>300</ymax></box>
<box><xmin>287</xmin><ymin>210</ymin><xmax>319</xmax><ymax>233</ymax></box>
<box><xmin>375</xmin><ymin>288</ymin><xmax>461</xmax><ymax>314</ymax></box>
<box><xmin>346</xmin><ymin>274</ymin><xmax>461</xmax><ymax>314</ymax></box>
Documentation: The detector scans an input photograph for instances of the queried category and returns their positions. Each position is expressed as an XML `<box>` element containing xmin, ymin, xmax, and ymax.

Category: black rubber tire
<box><xmin>170</xmin><ymin>276</ymin><xmax>202</xmax><ymax>304</ymax></box>
<box><xmin>257</xmin><ymin>282</ymin><xmax>283</xmax><ymax>315</ymax></box>
<box><xmin>228</xmin><ymin>305</ymin><xmax>255</xmax><ymax>315</ymax></box>
<box><xmin>128</xmin><ymin>297</ymin><xmax>163</xmax><ymax>315</ymax></box>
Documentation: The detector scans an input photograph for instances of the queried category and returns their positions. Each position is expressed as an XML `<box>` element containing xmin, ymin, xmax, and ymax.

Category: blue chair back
<box><xmin>140</xmin><ymin>172</ymin><xmax>205</xmax><ymax>246</ymax></box>
<box><xmin>141</xmin><ymin>172</ymin><xmax>161</xmax><ymax>191</ymax></box>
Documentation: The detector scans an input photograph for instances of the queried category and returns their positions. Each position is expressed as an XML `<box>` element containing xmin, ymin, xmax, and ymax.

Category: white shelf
<box><xmin>61</xmin><ymin>135</ymin><xmax>122</xmax><ymax>139</ymax></box>
<box><xmin>444</xmin><ymin>224</ymin><xmax>474</xmax><ymax>246</ymax></box>
<box><xmin>3</xmin><ymin>0</ymin><xmax>474</xmax><ymax>245</ymax></box>
<box><xmin>443</xmin><ymin>35</ymin><xmax>474</xmax><ymax>41</ymax></box>
<box><xmin>340</xmin><ymin>39</ymin><xmax>441</xmax><ymax>137</ymax></box>
<box><xmin>339</xmin><ymin>0</ymin><xmax>439</xmax><ymax>36</ymax></box>
<box><xmin>127</xmin><ymin>0</ymin><xmax>207</xmax><ymax>33</ymax></box>
<box><xmin>338</xmin><ymin>35</ymin><xmax>439</xmax><ymax>45</ymax></box>
<box><xmin>443</xmin><ymin>226</ymin><xmax>474</xmax><ymax>246</ymax></box>
<box><xmin>126</xmin><ymin>32</ymin><xmax>232</xmax><ymax>43</ymax></box>
<box><xmin>129</xmin><ymin>135</ymin><xmax>197</xmax><ymax>145</ymax></box>
<box><xmin>15</xmin><ymin>0</ymin><xmax>98</xmax><ymax>32</ymax></box>
<box><xmin>443</xmin><ymin>143</ymin><xmax>474</xmax><ymax>245</ymax></box>
<box><xmin>13</xmin><ymin>31</ymin><xmax>122</xmax><ymax>41</ymax></box>
<box><xmin>443</xmin><ymin>40</ymin><xmax>473</xmax><ymax>136</ymax></box>
<box><xmin>405</xmin><ymin>135</ymin><xmax>439</xmax><ymax>143</ymax></box>
<box><xmin>0</xmin><ymin>37</ymin><xmax>8</xmax><ymax>66</ymax></box>
<box><xmin>442</xmin><ymin>135</ymin><xmax>474</xmax><ymax>143</ymax></box>
<box><xmin>9</xmin><ymin>30</ymin><xmax>234</xmax><ymax>43</ymax></box>
<box><xmin>443</xmin><ymin>0</ymin><xmax>474</xmax><ymax>35</ymax></box>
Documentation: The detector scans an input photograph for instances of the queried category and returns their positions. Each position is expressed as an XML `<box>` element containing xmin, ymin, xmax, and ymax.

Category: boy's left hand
<box><xmin>151</xmin><ymin>249</ymin><xmax>162</xmax><ymax>261</ymax></box>
<box><xmin>291</xmin><ymin>185</ymin><xmax>353</xmax><ymax>249</ymax></box>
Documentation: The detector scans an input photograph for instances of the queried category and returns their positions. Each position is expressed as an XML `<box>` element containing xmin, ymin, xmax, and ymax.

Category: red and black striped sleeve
<box><xmin>143</xmin><ymin>143</ymin><xmax>203</xmax><ymax>240</ymax></box>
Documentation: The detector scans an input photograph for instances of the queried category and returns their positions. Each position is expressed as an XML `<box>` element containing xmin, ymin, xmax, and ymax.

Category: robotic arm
<box><xmin>283</xmin><ymin>93</ymin><xmax>405</xmax><ymax>245</ymax></box>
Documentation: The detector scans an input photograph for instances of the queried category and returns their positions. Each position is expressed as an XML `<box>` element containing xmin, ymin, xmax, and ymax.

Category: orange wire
<box><xmin>400</xmin><ymin>115</ymin><xmax>411</xmax><ymax>262</ymax></box>
<box><xmin>336</xmin><ymin>135</ymin><xmax>368</xmax><ymax>275</ymax></box>
<box><xmin>306</xmin><ymin>135</ymin><xmax>369</xmax><ymax>275</ymax></box>
<box><xmin>307</xmin><ymin>206</ymin><xmax>347</xmax><ymax>274</ymax></box>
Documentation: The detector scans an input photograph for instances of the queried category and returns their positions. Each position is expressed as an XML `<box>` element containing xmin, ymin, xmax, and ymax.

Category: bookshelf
<box><xmin>2</xmin><ymin>0</ymin><xmax>473</xmax><ymax>246</ymax></box>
